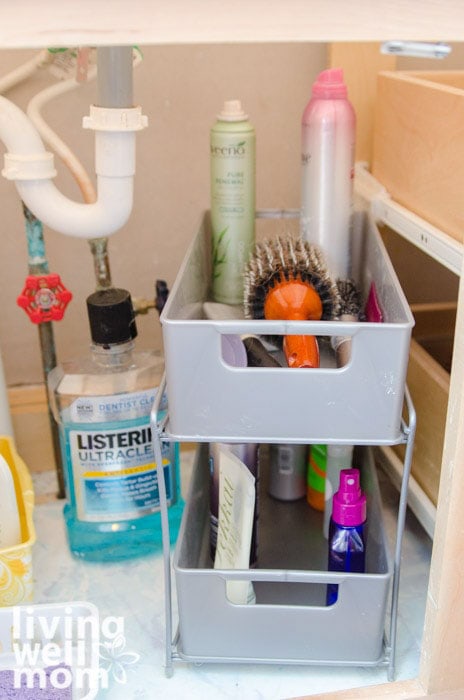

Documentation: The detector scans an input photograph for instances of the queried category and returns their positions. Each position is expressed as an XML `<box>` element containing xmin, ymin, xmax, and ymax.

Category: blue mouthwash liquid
<box><xmin>48</xmin><ymin>288</ymin><xmax>184</xmax><ymax>562</ymax></box>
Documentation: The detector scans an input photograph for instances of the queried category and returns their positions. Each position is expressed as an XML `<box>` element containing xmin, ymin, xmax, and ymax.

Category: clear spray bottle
<box><xmin>300</xmin><ymin>68</ymin><xmax>356</xmax><ymax>280</ymax></box>
<box><xmin>323</xmin><ymin>444</ymin><xmax>354</xmax><ymax>538</ymax></box>
<box><xmin>326</xmin><ymin>468</ymin><xmax>366</xmax><ymax>605</ymax></box>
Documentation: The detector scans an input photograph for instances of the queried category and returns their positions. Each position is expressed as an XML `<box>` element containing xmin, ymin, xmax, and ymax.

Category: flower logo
<box><xmin>99</xmin><ymin>634</ymin><xmax>140</xmax><ymax>685</ymax></box>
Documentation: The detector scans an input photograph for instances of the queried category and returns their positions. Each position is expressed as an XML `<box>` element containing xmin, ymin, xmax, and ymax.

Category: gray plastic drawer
<box><xmin>173</xmin><ymin>444</ymin><xmax>392</xmax><ymax>666</ymax></box>
<box><xmin>161</xmin><ymin>211</ymin><xmax>413</xmax><ymax>444</ymax></box>
<box><xmin>174</xmin><ymin>445</ymin><xmax>392</xmax><ymax>665</ymax></box>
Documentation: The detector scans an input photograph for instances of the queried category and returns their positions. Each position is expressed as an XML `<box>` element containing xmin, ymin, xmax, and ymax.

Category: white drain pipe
<box><xmin>0</xmin><ymin>47</ymin><xmax>147</xmax><ymax>239</ymax></box>
<box><xmin>0</xmin><ymin>46</ymin><xmax>146</xmax><ymax>439</ymax></box>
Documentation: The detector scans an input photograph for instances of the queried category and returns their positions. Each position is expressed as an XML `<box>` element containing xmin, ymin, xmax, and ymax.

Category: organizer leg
<box><xmin>388</xmin><ymin>388</ymin><xmax>417</xmax><ymax>681</ymax></box>
<box><xmin>151</xmin><ymin>422</ymin><xmax>174</xmax><ymax>678</ymax></box>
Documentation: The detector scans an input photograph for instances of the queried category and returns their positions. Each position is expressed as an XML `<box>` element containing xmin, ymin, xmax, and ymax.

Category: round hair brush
<box><xmin>332</xmin><ymin>278</ymin><xmax>364</xmax><ymax>366</ymax></box>
<box><xmin>244</xmin><ymin>235</ymin><xmax>340</xmax><ymax>368</ymax></box>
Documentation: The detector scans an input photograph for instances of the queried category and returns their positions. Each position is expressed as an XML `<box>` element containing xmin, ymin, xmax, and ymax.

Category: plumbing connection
<box><xmin>26</xmin><ymin>47</ymin><xmax>142</xmax><ymax>289</ymax></box>
<box><xmin>1</xmin><ymin>46</ymin><xmax>147</xmax><ymax>240</ymax></box>
<box><xmin>0</xmin><ymin>46</ymin><xmax>147</xmax><ymax>495</ymax></box>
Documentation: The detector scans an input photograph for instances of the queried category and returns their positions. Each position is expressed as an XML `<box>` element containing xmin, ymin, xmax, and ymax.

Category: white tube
<box><xmin>0</xmin><ymin>95</ymin><xmax>144</xmax><ymax>239</ymax></box>
<box><xmin>27</xmin><ymin>72</ymin><xmax>98</xmax><ymax>204</ymax></box>
<box><xmin>0</xmin><ymin>95</ymin><xmax>44</xmax><ymax>153</ymax></box>
<box><xmin>0</xmin><ymin>50</ymin><xmax>51</xmax><ymax>95</ymax></box>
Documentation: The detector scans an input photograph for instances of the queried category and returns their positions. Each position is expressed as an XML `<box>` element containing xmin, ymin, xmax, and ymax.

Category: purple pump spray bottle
<box><xmin>326</xmin><ymin>468</ymin><xmax>366</xmax><ymax>605</ymax></box>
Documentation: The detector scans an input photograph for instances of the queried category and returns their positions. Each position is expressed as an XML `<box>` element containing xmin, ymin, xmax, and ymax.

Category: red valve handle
<box><xmin>17</xmin><ymin>273</ymin><xmax>73</xmax><ymax>324</ymax></box>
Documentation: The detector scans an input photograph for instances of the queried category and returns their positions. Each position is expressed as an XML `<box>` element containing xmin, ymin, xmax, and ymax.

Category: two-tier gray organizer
<box><xmin>151</xmin><ymin>210</ymin><xmax>416</xmax><ymax>680</ymax></box>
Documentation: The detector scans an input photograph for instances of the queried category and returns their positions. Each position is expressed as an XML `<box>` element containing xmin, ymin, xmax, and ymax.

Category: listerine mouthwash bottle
<box><xmin>48</xmin><ymin>287</ymin><xmax>183</xmax><ymax>562</ymax></box>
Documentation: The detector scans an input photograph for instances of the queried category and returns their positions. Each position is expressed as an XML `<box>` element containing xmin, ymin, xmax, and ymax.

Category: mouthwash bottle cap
<box><xmin>332</xmin><ymin>468</ymin><xmax>366</xmax><ymax>527</ymax></box>
<box><xmin>312</xmin><ymin>68</ymin><xmax>348</xmax><ymax>99</ymax></box>
<box><xmin>217</xmin><ymin>100</ymin><xmax>248</xmax><ymax>122</ymax></box>
<box><xmin>87</xmin><ymin>288</ymin><xmax>138</xmax><ymax>346</ymax></box>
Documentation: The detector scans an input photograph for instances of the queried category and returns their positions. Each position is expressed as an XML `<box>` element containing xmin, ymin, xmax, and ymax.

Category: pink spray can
<box><xmin>300</xmin><ymin>68</ymin><xmax>356</xmax><ymax>280</ymax></box>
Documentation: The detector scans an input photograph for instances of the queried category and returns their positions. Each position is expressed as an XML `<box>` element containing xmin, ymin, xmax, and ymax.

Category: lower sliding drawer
<box><xmin>173</xmin><ymin>444</ymin><xmax>392</xmax><ymax>666</ymax></box>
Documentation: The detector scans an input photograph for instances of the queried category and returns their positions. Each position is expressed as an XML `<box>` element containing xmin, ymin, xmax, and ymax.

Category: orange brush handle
<box><xmin>284</xmin><ymin>335</ymin><xmax>320</xmax><ymax>368</ymax></box>
<box><xmin>264</xmin><ymin>277</ymin><xmax>322</xmax><ymax>369</ymax></box>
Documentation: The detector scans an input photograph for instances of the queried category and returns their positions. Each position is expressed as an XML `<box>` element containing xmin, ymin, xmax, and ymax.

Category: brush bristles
<box><xmin>244</xmin><ymin>234</ymin><xmax>341</xmax><ymax>322</ymax></box>
<box><xmin>336</xmin><ymin>278</ymin><xmax>364</xmax><ymax>320</ymax></box>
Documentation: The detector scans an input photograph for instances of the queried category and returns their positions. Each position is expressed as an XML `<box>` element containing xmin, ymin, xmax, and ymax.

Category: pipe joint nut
<box><xmin>83</xmin><ymin>105</ymin><xmax>148</xmax><ymax>132</ymax></box>
<box><xmin>2</xmin><ymin>152</ymin><xmax>57</xmax><ymax>181</ymax></box>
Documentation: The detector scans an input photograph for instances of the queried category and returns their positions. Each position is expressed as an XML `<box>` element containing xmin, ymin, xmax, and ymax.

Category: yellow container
<box><xmin>0</xmin><ymin>436</ymin><xmax>35</xmax><ymax>606</ymax></box>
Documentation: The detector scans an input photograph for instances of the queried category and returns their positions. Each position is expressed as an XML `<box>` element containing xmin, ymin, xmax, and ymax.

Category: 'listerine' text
<box><xmin>77</xmin><ymin>427</ymin><xmax>152</xmax><ymax>450</ymax></box>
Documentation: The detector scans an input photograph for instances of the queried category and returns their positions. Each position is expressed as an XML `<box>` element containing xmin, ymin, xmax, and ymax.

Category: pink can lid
<box><xmin>332</xmin><ymin>468</ymin><xmax>366</xmax><ymax>527</ymax></box>
<box><xmin>312</xmin><ymin>68</ymin><xmax>348</xmax><ymax>99</ymax></box>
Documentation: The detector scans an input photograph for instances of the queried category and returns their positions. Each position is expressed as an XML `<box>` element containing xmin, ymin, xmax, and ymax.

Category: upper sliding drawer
<box><xmin>161</xmin><ymin>210</ymin><xmax>413</xmax><ymax>444</ymax></box>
